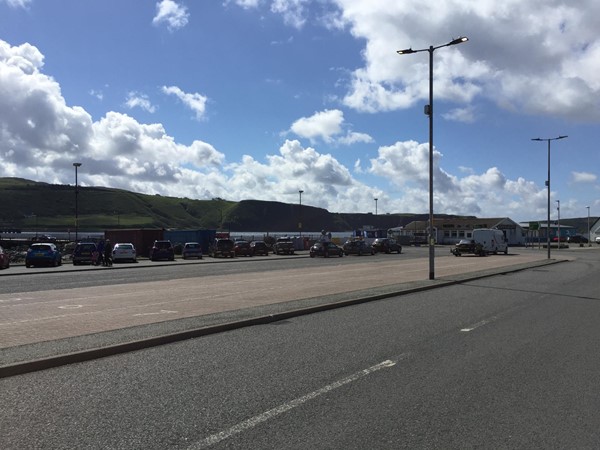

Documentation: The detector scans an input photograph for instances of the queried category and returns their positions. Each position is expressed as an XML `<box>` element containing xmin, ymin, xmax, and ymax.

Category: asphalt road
<box><xmin>1</xmin><ymin>249</ymin><xmax>599</xmax><ymax>448</ymax></box>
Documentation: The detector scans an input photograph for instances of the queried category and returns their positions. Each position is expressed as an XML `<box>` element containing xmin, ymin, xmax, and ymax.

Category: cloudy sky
<box><xmin>1</xmin><ymin>0</ymin><xmax>599</xmax><ymax>223</ymax></box>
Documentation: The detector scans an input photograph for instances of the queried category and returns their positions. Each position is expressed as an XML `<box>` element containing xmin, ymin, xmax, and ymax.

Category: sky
<box><xmin>1</xmin><ymin>0</ymin><xmax>599</xmax><ymax>224</ymax></box>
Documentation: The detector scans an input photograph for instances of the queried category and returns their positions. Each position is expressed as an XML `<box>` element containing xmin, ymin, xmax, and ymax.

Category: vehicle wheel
<box><xmin>310</xmin><ymin>253</ymin><xmax>315</xmax><ymax>258</ymax></box>
<box><xmin>504</xmin><ymin>248</ymin><xmax>508</xmax><ymax>255</ymax></box>
<box><xmin>339</xmin><ymin>252</ymin><xmax>343</xmax><ymax>257</ymax></box>
<box><xmin>26</xmin><ymin>263</ymin><xmax>31</xmax><ymax>268</ymax></box>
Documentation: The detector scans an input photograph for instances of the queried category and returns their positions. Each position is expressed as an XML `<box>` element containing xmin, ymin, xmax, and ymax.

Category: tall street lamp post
<box><xmin>73</xmin><ymin>162</ymin><xmax>82</xmax><ymax>242</ymax></box>
<box><xmin>398</xmin><ymin>36</ymin><xmax>468</xmax><ymax>280</ymax></box>
<box><xmin>374</xmin><ymin>198</ymin><xmax>378</xmax><ymax>216</ymax></box>
<box><xmin>531</xmin><ymin>135</ymin><xmax>567</xmax><ymax>259</ymax></box>
<box><xmin>298</xmin><ymin>190</ymin><xmax>304</xmax><ymax>238</ymax></box>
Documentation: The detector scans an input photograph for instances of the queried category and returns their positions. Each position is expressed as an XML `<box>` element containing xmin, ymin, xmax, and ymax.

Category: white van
<box><xmin>472</xmin><ymin>228</ymin><xmax>508</xmax><ymax>255</ymax></box>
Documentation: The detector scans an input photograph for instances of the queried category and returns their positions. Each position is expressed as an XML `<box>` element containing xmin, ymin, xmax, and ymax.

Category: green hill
<box><xmin>0</xmin><ymin>177</ymin><xmax>418</xmax><ymax>232</ymax></box>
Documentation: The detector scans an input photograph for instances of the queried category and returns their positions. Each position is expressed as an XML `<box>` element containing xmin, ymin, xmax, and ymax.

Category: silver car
<box><xmin>182</xmin><ymin>242</ymin><xmax>203</xmax><ymax>259</ymax></box>
<box><xmin>112</xmin><ymin>243</ymin><xmax>137</xmax><ymax>263</ymax></box>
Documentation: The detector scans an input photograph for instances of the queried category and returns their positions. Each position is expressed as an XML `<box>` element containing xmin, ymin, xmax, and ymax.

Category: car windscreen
<box><xmin>31</xmin><ymin>245</ymin><xmax>52</xmax><ymax>251</ymax></box>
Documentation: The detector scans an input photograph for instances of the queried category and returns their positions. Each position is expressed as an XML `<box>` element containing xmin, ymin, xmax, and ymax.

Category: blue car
<box><xmin>25</xmin><ymin>243</ymin><xmax>62</xmax><ymax>268</ymax></box>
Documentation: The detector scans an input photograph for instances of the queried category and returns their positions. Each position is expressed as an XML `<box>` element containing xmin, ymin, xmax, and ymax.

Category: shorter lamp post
<box><xmin>73</xmin><ymin>162</ymin><xmax>82</xmax><ymax>242</ymax></box>
<box><xmin>298</xmin><ymin>190</ymin><xmax>304</xmax><ymax>238</ymax></box>
<box><xmin>374</xmin><ymin>198</ymin><xmax>378</xmax><ymax>216</ymax></box>
<box><xmin>556</xmin><ymin>199</ymin><xmax>560</xmax><ymax>249</ymax></box>
<box><xmin>587</xmin><ymin>206</ymin><xmax>591</xmax><ymax>246</ymax></box>
<box><xmin>531</xmin><ymin>135</ymin><xmax>567</xmax><ymax>259</ymax></box>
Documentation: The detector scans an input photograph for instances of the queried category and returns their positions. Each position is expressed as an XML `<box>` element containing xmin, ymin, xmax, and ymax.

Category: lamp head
<box><xmin>448</xmin><ymin>36</ymin><xmax>469</xmax><ymax>46</ymax></box>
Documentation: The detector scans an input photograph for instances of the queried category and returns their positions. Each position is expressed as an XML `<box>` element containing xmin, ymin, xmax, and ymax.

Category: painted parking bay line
<box><xmin>190</xmin><ymin>356</ymin><xmax>406</xmax><ymax>449</ymax></box>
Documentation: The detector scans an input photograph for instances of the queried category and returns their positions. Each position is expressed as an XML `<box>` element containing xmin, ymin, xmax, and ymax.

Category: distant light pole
<box><xmin>73</xmin><ymin>162</ymin><xmax>82</xmax><ymax>242</ymax></box>
<box><xmin>531</xmin><ymin>135</ymin><xmax>567</xmax><ymax>259</ymax></box>
<box><xmin>398</xmin><ymin>36</ymin><xmax>468</xmax><ymax>280</ymax></box>
<box><xmin>587</xmin><ymin>206</ymin><xmax>591</xmax><ymax>246</ymax></box>
<box><xmin>556</xmin><ymin>199</ymin><xmax>560</xmax><ymax>250</ymax></box>
<box><xmin>298</xmin><ymin>190</ymin><xmax>304</xmax><ymax>238</ymax></box>
<box><xmin>374</xmin><ymin>198</ymin><xmax>378</xmax><ymax>216</ymax></box>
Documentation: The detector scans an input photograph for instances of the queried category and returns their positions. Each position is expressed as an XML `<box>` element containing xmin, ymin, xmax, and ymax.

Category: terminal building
<box><xmin>390</xmin><ymin>217</ymin><xmax>525</xmax><ymax>246</ymax></box>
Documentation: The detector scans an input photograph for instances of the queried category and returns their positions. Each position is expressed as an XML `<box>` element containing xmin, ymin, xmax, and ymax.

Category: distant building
<box><xmin>394</xmin><ymin>217</ymin><xmax>525</xmax><ymax>246</ymax></box>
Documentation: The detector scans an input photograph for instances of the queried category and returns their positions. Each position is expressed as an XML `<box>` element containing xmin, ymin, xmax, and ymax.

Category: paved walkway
<box><xmin>0</xmin><ymin>251</ymin><xmax>565</xmax><ymax>354</ymax></box>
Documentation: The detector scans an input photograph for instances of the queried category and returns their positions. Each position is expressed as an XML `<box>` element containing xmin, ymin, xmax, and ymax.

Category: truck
<box><xmin>451</xmin><ymin>228</ymin><xmax>508</xmax><ymax>256</ymax></box>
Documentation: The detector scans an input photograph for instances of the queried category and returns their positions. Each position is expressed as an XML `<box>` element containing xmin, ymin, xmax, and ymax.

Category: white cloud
<box><xmin>290</xmin><ymin>109</ymin><xmax>344</xmax><ymax>143</ymax></box>
<box><xmin>152</xmin><ymin>0</ymin><xmax>189</xmax><ymax>32</ymax></box>
<box><xmin>442</xmin><ymin>106</ymin><xmax>476</xmax><ymax>123</ymax></box>
<box><xmin>124</xmin><ymin>92</ymin><xmax>157</xmax><ymax>113</ymax></box>
<box><xmin>331</xmin><ymin>0</ymin><xmax>600</xmax><ymax>121</ymax></box>
<box><xmin>2</xmin><ymin>0</ymin><xmax>31</xmax><ymax>8</ymax></box>
<box><xmin>271</xmin><ymin>0</ymin><xmax>310</xmax><ymax>29</ymax></box>
<box><xmin>571</xmin><ymin>171</ymin><xmax>597</xmax><ymax>183</ymax></box>
<box><xmin>289</xmin><ymin>109</ymin><xmax>373</xmax><ymax>145</ymax></box>
<box><xmin>162</xmin><ymin>85</ymin><xmax>208</xmax><ymax>121</ymax></box>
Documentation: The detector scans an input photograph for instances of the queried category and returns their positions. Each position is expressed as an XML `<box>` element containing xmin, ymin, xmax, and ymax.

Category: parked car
<box><xmin>273</xmin><ymin>237</ymin><xmax>295</xmax><ymax>255</ymax></box>
<box><xmin>112</xmin><ymin>242</ymin><xmax>137</xmax><ymax>262</ymax></box>
<box><xmin>149</xmin><ymin>240</ymin><xmax>175</xmax><ymax>261</ymax></box>
<box><xmin>250</xmin><ymin>240</ymin><xmax>269</xmax><ymax>256</ymax></box>
<box><xmin>310</xmin><ymin>242</ymin><xmax>344</xmax><ymax>258</ymax></box>
<box><xmin>26</xmin><ymin>243</ymin><xmax>62</xmax><ymax>268</ymax></box>
<box><xmin>182</xmin><ymin>242</ymin><xmax>203</xmax><ymax>259</ymax></box>
<box><xmin>0</xmin><ymin>245</ymin><xmax>10</xmax><ymax>269</ymax></box>
<box><xmin>342</xmin><ymin>239</ymin><xmax>375</xmax><ymax>256</ymax></box>
<box><xmin>552</xmin><ymin>236</ymin><xmax>567</xmax><ymax>242</ymax></box>
<box><xmin>209</xmin><ymin>238</ymin><xmax>235</xmax><ymax>258</ymax></box>
<box><xmin>596</xmin><ymin>236</ymin><xmax>600</xmax><ymax>245</ymax></box>
<box><xmin>234</xmin><ymin>240</ymin><xmax>253</xmax><ymax>256</ymax></box>
<box><xmin>371</xmin><ymin>238</ymin><xmax>402</xmax><ymax>254</ymax></box>
<box><xmin>72</xmin><ymin>242</ymin><xmax>100</xmax><ymax>265</ymax></box>
<box><xmin>567</xmin><ymin>235</ymin><xmax>588</xmax><ymax>243</ymax></box>
<box><xmin>451</xmin><ymin>239</ymin><xmax>485</xmax><ymax>257</ymax></box>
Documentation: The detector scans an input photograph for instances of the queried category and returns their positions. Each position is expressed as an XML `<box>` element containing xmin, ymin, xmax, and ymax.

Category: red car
<box><xmin>0</xmin><ymin>245</ymin><xmax>10</xmax><ymax>269</ymax></box>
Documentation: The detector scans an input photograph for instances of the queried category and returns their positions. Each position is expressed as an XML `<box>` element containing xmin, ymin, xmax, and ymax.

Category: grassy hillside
<box><xmin>7</xmin><ymin>177</ymin><xmax>589</xmax><ymax>234</ymax></box>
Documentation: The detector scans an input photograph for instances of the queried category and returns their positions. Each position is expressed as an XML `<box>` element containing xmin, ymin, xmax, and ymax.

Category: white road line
<box><xmin>190</xmin><ymin>357</ymin><xmax>403</xmax><ymax>449</ymax></box>
<box><xmin>132</xmin><ymin>310</ymin><xmax>177</xmax><ymax>317</ymax></box>
<box><xmin>460</xmin><ymin>316</ymin><xmax>499</xmax><ymax>332</ymax></box>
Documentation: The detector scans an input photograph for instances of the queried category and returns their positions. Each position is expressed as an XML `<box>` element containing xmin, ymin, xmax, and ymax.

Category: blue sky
<box><xmin>1</xmin><ymin>0</ymin><xmax>599</xmax><ymax>223</ymax></box>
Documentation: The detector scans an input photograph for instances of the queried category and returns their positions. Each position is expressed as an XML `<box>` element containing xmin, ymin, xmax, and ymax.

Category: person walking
<box><xmin>103</xmin><ymin>239</ymin><xmax>112</xmax><ymax>266</ymax></box>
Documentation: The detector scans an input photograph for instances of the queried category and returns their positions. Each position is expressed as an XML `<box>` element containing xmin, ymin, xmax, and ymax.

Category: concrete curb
<box><xmin>0</xmin><ymin>258</ymin><xmax>566</xmax><ymax>378</ymax></box>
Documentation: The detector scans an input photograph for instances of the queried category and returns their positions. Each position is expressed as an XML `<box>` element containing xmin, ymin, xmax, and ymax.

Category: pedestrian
<box><xmin>320</xmin><ymin>230</ymin><xmax>330</xmax><ymax>257</ymax></box>
<box><xmin>104</xmin><ymin>239</ymin><xmax>112</xmax><ymax>266</ymax></box>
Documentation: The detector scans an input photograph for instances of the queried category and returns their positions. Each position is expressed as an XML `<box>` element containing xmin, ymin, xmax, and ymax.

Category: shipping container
<box><xmin>104</xmin><ymin>229</ymin><xmax>164</xmax><ymax>257</ymax></box>
<box><xmin>164</xmin><ymin>229</ymin><xmax>216</xmax><ymax>253</ymax></box>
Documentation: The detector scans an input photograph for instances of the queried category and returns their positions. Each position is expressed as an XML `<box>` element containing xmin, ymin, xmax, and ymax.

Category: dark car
<box><xmin>342</xmin><ymin>239</ymin><xmax>374</xmax><ymax>256</ymax></box>
<box><xmin>150</xmin><ymin>240</ymin><xmax>175</xmax><ymax>261</ymax></box>
<box><xmin>234</xmin><ymin>240</ymin><xmax>253</xmax><ymax>256</ymax></box>
<box><xmin>26</xmin><ymin>243</ymin><xmax>62</xmax><ymax>268</ymax></box>
<box><xmin>309</xmin><ymin>242</ymin><xmax>344</xmax><ymax>258</ymax></box>
<box><xmin>250</xmin><ymin>240</ymin><xmax>269</xmax><ymax>256</ymax></box>
<box><xmin>0</xmin><ymin>245</ymin><xmax>10</xmax><ymax>269</ymax></box>
<box><xmin>273</xmin><ymin>237</ymin><xmax>295</xmax><ymax>255</ymax></box>
<box><xmin>567</xmin><ymin>235</ymin><xmax>588</xmax><ymax>243</ymax></box>
<box><xmin>72</xmin><ymin>242</ymin><xmax>100</xmax><ymax>265</ymax></box>
<box><xmin>182</xmin><ymin>242</ymin><xmax>203</xmax><ymax>259</ymax></box>
<box><xmin>371</xmin><ymin>238</ymin><xmax>402</xmax><ymax>254</ymax></box>
<box><xmin>209</xmin><ymin>238</ymin><xmax>235</xmax><ymax>258</ymax></box>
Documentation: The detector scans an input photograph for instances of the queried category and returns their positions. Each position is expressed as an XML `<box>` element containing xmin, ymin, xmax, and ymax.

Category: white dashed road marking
<box><xmin>190</xmin><ymin>356</ymin><xmax>405</xmax><ymax>449</ymax></box>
